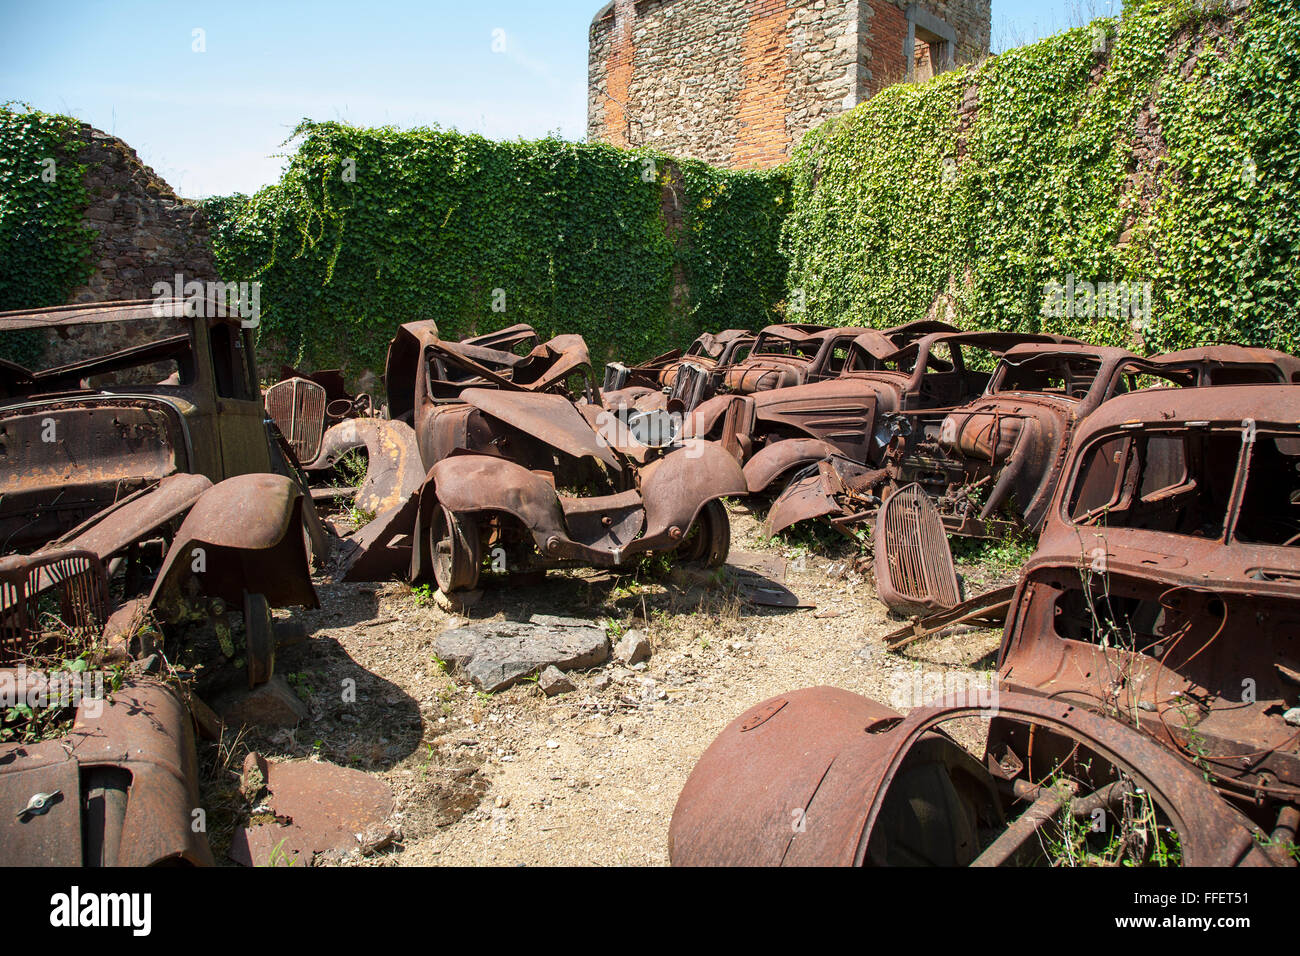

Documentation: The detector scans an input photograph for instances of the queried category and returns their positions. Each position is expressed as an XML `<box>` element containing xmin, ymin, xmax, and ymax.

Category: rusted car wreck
<box><xmin>1001</xmin><ymin>385</ymin><xmax>1300</xmax><ymax>834</ymax></box>
<box><xmin>765</xmin><ymin>341</ymin><xmax>1300</xmax><ymax>539</ymax></box>
<box><xmin>0</xmin><ymin>298</ymin><xmax>324</xmax><ymax>866</ymax></box>
<box><xmin>338</xmin><ymin>320</ymin><xmax>745</xmax><ymax>592</ymax></box>
<box><xmin>601</xmin><ymin>328</ymin><xmax>754</xmax><ymax>410</ymax></box>
<box><xmin>668</xmin><ymin>383</ymin><xmax>1300</xmax><ymax>867</ymax></box>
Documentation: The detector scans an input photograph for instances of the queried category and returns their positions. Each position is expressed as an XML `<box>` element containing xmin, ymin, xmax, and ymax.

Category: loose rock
<box><xmin>537</xmin><ymin>666</ymin><xmax>575</xmax><ymax>697</ymax></box>
<box><xmin>614</xmin><ymin>629</ymin><xmax>651</xmax><ymax>666</ymax></box>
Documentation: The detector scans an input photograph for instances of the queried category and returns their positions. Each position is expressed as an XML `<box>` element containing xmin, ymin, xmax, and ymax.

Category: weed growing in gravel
<box><xmin>952</xmin><ymin>533</ymin><xmax>1036</xmax><ymax>572</ymax></box>
<box><xmin>286</xmin><ymin>671</ymin><xmax>315</xmax><ymax>700</ymax></box>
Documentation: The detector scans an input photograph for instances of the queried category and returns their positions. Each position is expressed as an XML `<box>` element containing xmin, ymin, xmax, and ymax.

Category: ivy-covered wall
<box><xmin>0</xmin><ymin>107</ymin><xmax>93</xmax><ymax>314</ymax></box>
<box><xmin>5</xmin><ymin>0</ymin><xmax>1298</xmax><ymax>374</ymax></box>
<box><xmin>782</xmin><ymin>0</ymin><xmax>1300</xmax><ymax>355</ymax></box>
<box><xmin>204</xmin><ymin>122</ymin><xmax>789</xmax><ymax>373</ymax></box>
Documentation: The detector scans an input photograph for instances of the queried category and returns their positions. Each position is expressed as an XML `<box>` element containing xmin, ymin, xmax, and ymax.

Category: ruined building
<box><xmin>588</xmin><ymin>0</ymin><xmax>991</xmax><ymax>168</ymax></box>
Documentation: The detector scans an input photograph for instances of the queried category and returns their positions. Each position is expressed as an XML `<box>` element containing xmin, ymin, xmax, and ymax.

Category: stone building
<box><xmin>588</xmin><ymin>0</ymin><xmax>991</xmax><ymax>168</ymax></box>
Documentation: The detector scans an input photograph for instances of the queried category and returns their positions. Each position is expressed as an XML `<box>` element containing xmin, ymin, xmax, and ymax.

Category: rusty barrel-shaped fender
<box><xmin>148</xmin><ymin>473</ymin><xmax>318</xmax><ymax>621</ymax></box>
<box><xmin>671</xmin><ymin>687</ymin><xmax>902</xmax><ymax>866</ymax></box>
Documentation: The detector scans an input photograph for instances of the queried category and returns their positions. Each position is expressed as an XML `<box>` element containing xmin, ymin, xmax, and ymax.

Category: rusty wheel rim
<box><xmin>429</xmin><ymin>505</ymin><xmax>480</xmax><ymax>594</ymax></box>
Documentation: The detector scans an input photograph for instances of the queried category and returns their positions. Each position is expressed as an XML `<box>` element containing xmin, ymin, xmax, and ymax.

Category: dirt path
<box><xmin>201</xmin><ymin>503</ymin><xmax>1011</xmax><ymax>866</ymax></box>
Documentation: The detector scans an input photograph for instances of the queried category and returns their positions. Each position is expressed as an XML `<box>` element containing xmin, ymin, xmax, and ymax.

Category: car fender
<box><xmin>743</xmin><ymin>438</ymin><xmax>841</xmax><ymax>495</ymax></box>
<box><xmin>639</xmin><ymin>440</ymin><xmax>746</xmax><ymax>542</ymax></box>
<box><xmin>148</xmin><ymin>473</ymin><xmax>319</xmax><ymax>622</ymax></box>
<box><xmin>409</xmin><ymin>455</ymin><xmax>568</xmax><ymax>582</ymax></box>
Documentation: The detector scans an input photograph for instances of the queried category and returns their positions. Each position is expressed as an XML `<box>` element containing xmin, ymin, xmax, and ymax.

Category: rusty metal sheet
<box><xmin>0</xmin><ymin>742</ymin><xmax>82</xmax><ymax>865</ymax></box>
<box><xmin>0</xmin><ymin>397</ymin><xmax>189</xmax><ymax>552</ymax></box>
<box><xmin>884</xmin><ymin>584</ymin><xmax>1015</xmax><ymax>652</ymax></box>
<box><xmin>49</xmin><ymin>472</ymin><xmax>213</xmax><ymax>561</ymax></box>
<box><xmin>229</xmin><ymin>759</ymin><xmax>394</xmax><ymax>866</ymax></box>
<box><xmin>0</xmin><ymin>296</ymin><xmax>241</xmax><ymax>332</ymax></box>
<box><xmin>764</xmin><ymin>457</ymin><xmax>884</xmax><ymax>538</ymax></box>
<box><xmin>1146</xmin><ymin>345</ymin><xmax>1300</xmax><ymax>384</ymax></box>
<box><xmin>743</xmin><ymin>438</ymin><xmax>841</xmax><ymax>495</ymax></box>
<box><xmin>385</xmin><ymin>320</ymin><xmax>440</xmax><ymax>421</ymax></box>
<box><xmin>338</xmin><ymin>496</ymin><xmax>419</xmax><ymax>583</ymax></box>
<box><xmin>309</xmin><ymin>418</ymin><xmax>424</xmax><ymax>516</ymax></box>
<box><xmin>148</xmin><ymin>473</ymin><xmax>318</xmax><ymax>619</ymax></box>
<box><xmin>875</xmin><ymin>484</ymin><xmax>961</xmax><ymax>616</ymax></box>
<box><xmin>460</xmin><ymin>323</ymin><xmax>537</xmax><ymax>353</ymax></box>
<box><xmin>265</xmin><ymin>377</ymin><xmax>328</xmax><ymax>464</ymax></box>
<box><xmin>638</xmin><ymin>440</ymin><xmax>746</xmax><ymax>545</ymax></box>
<box><xmin>461</xmin><ymin>388</ymin><xmax>620</xmax><ymax>469</ymax></box>
<box><xmin>670</xmin><ymin>686</ymin><xmax>897</xmax><ymax>866</ymax></box>
<box><xmin>426</xmin><ymin>333</ymin><xmax>591</xmax><ymax>396</ymax></box>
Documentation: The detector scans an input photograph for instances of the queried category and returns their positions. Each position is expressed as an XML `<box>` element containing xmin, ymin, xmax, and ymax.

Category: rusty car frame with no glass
<box><xmin>764</xmin><ymin>341</ymin><xmax>1300</xmax><ymax>540</ymax></box>
<box><xmin>997</xmin><ymin>384</ymin><xmax>1300</xmax><ymax>834</ymax></box>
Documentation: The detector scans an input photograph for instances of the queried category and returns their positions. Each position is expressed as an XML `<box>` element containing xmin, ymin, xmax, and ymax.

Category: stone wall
<box><xmin>69</xmin><ymin>124</ymin><xmax>217</xmax><ymax>305</ymax></box>
<box><xmin>588</xmin><ymin>0</ymin><xmax>991</xmax><ymax>168</ymax></box>
<box><xmin>33</xmin><ymin>125</ymin><xmax>219</xmax><ymax>368</ymax></box>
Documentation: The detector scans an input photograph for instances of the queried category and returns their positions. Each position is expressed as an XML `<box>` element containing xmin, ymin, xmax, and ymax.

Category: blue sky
<box><xmin>1</xmin><ymin>0</ymin><xmax>1116</xmax><ymax>198</ymax></box>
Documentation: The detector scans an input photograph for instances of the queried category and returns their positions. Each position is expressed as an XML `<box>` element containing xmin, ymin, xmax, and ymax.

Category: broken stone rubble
<box><xmin>433</xmin><ymin>614</ymin><xmax>610</xmax><ymax>693</ymax></box>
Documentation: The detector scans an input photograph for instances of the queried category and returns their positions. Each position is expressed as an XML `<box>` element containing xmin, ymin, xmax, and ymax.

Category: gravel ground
<box><xmin>196</xmin><ymin>501</ymin><xmax>1015</xmax><ymax>866</ymax></box>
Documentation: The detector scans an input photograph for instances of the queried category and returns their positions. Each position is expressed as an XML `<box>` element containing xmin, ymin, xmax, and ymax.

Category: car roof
<box><xmin>1072</xmin><ymin>383</ymin><xmax>1300</xmax><ymax>442</ymax></box>
<box><xmin>0</xmin><ymin>297</ymin><xmax>247</xmax><ymax>332</ymax></box>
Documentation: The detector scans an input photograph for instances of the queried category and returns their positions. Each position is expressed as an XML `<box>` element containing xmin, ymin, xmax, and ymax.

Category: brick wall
<box><xmin>733</xmin><ymin>0</ymin><xmax>793</xmax><ymax>167</ymax></box>
<box><xmin>863</xmin><ymin>1</ymin><xmax>910</xmax><ymax>92</ymax></box>
<box><xmin>588</xmin><ymin>0</ymin><xmax>991</xmax><ymax>169</ymax></box>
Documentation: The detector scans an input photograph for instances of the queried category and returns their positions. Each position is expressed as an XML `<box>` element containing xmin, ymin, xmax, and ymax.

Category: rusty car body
<box><xmin>340</xmin><ymin>321</ymin><xmax>747</xmax><ymax>590</ymax></box>
<box><xmin>0</xmin><ymin>299</ymin><xmax>319</xmax><ymax>679</ymax></box>
<box><xmin>718</xmin><ymin>323</ymin><xmax>866</xmax><ymax>394</ymax></box>
<box><xmin>669</xmin><ymin>685</ymin><xmax>1282</xmax><ymax>866</ymax></box>
<box><xmin>601</xmin><ymin>329</ymin><xmax>754</xmax><ymax>411</ymax></box>
<box><xmin>385</xmin><ymin>320</ymin><xmax>594</xmax><ymax>413</ymax></box>
<box><xmin>764</xmin><ymin>341</ymin><xmax>1299</xmax><ymax>539</ymax></box>
<box><xmin>405</xmin><ymin>388</ymin><xmax>745</xmax><ymax>593</ymax></box>
<box><xmin>713</xmin><ymin>328</ymin><xmax>1070</xmax><ymax>505</ymax></box>
<box><xmin>0</xmin><ymin>675</ymin><xmax>213</xmax><ymax>866</ymax></box>
<box><xmin>996</xmin><ymin>384</ymin><xmax>1300</xmax><ymax>831</ymax></box>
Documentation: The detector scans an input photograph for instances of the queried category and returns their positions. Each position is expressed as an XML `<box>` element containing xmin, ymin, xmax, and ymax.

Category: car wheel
<box><xmin>675</xmin><ymin>498</ymin><xmax>730</xmax><ymax>568</ymax></box>
<box><xmin>430</xmin><ymin>504</ymin><xmax>481</xmax><ymax>594</ymax></box>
